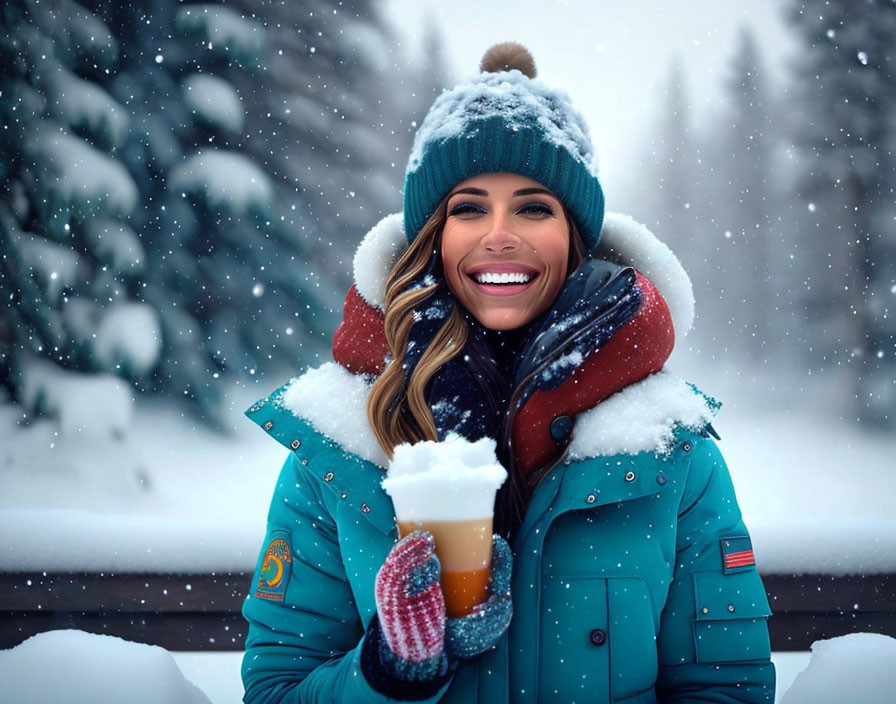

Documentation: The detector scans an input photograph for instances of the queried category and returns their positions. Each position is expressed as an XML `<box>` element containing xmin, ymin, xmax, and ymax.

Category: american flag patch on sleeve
<box><xmin>720</xmin><ymin>536</ymin><xmax>756</xmax><ymax>574</ymax></box>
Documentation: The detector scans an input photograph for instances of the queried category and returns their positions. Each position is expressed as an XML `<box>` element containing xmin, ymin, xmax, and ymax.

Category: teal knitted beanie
<box><xmin>403</xmin><ymin>43</ymin><xmax>605</xmax><ymax>251</ymax></box>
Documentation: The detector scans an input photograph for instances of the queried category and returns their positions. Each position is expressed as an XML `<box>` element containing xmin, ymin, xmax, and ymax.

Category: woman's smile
<box><xmin>466</xmin><ymin>263</ymin><xmax>540</xmax><ymax>296</ymax></box>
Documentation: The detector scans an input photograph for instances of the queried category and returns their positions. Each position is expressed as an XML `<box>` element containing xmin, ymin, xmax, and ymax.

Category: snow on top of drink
<box><xmin>382</xmin><ymin>434</ymin><xmax>507</xmax><ymax>522</ymax></box>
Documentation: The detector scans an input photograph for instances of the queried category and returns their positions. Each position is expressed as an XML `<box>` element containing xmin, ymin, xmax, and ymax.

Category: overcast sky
<box><xmin>381</xmin><ymin>0</ymin><xmax>798</xmax><ymax>201</ymax></box>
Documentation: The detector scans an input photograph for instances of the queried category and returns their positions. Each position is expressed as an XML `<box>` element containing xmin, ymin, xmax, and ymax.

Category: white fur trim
<box><xmin>597</xmin><ymin>212</ymin><xmax>695</xmax><ymax>338</ymax></box>
<box><xmin>353</xmin><ymin>212</ymin><xmax>405</xmax><ymax>310</ymax></box>
<box><xmin>569</xmin><ymin>371</ymin><xmax>716</xmax><ymax>458</ymax></box>
<box><xmin>279</xmin><ymin>362</ymin><xmax>389</xmax><ymax>468</ymax></box>
<box><xmin>278</xmin><ymin>363</ymin><xmax>713</xmax><ymax>466</ymax></box>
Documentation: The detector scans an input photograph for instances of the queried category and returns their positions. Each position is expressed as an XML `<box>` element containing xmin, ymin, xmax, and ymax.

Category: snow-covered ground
<box><xmin>1</xmin><ymin>360</ymin><xmax>894</xmax><ymax>574</ymax></box>
<box><xmin>5</xmin><ymin>629</ymin><xmax>889</xmax><ymax>703</ymax></box>
<box><xmin>0</xmin><ymin>379</ymin><xmax>285</xmax><ymax>572</ymax></box>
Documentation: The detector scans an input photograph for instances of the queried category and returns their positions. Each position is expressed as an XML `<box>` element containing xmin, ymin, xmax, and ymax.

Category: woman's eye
<box><xmin>519</xmin><ymin>202</ymin><xmax>554</xmax><ymax>217</ymax></box>
<box><xmin>448</xmin><ymin>202</ymin><xmax>485</xmax><ymax>217</ymax></box>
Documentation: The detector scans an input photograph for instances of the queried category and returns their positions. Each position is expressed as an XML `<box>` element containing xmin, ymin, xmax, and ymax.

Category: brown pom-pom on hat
<box><xmin>479</xmin><ymin>42</ymin><xmax>537</xmax><ymax>78</ymax></box>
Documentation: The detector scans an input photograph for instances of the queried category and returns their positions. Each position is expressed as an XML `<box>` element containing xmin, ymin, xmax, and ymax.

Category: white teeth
<box><xmin>474</xmin><ymin>271</ymin><xmax>534</xmax><ymax>285</ymax></box>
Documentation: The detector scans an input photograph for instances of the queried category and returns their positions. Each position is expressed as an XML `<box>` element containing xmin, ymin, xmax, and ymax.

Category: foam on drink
<box><xmin>382</xmin><ymin>434</ymin><xmax>507</xmax><ymax>617</ymax></box>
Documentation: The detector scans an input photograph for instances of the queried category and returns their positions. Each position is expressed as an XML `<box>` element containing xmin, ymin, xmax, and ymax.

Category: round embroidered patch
<box><xmin>255</xmin><ymin>530</ymin><xmax>292</xmax><ymax>601</ymax></box>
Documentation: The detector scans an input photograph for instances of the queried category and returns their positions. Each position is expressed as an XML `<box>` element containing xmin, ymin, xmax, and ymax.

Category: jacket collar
<box><xmin>269</xmin><ymin>361</ymin><xmax>719</xmax><ymax>470</ymax></box>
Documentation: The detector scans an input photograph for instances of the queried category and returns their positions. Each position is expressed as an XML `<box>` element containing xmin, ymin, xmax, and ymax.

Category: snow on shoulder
<box><xmin>383</xmin><ymin>434</ymin><xmax>507</xmax><ymax>522</ymax></box>
<box><xmin>569</xmin><ymin>370</ymin><xmax>719</xmax><ymax>458</ymax></box>
<box><xmin>279</xmin><ymin>362</ymin><xmax>388</xmax><ymax>467</ymax></box>
<box><xmin>0</xmin><ymin>630</ymin><xmax>211</xmax><ymax>704</ymax></box>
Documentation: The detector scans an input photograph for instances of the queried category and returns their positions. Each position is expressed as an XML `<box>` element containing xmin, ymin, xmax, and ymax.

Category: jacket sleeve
<box><xmin>655</xmin><ymin>434</ymin><xmax>776</xmax><ymax>703</ymax></box>
<box><xmin>241</xmin><ymin>452</ymin><xmax>453</xmax><ymax>704</ymax></box>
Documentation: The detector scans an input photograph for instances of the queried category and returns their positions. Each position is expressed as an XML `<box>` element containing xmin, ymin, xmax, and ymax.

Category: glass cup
<box><xmin>396</xmin><ymin>515</ymin><xmax>493</xmax><ymax>618</ymax></box>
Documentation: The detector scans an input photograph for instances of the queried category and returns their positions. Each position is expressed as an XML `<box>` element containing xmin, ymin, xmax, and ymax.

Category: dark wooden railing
<box><xmin>1</xmin><ymin>572</ymin><xmax>894</xmax><ymax>651</ymax></box>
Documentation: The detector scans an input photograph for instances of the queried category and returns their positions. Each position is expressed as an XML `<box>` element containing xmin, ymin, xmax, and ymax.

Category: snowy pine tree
<box><xmin>0</xmin><ymin>0</ymin><xmax>159</xmax><ymax>428</ymax></box>
<box><xmin>787</xmin><ymin>0</ymin><xmax>896</xmax><ymax>427</ymax></box>
<box><xmin>714</xmin><ymin>27</ymin><xmax>778</xmax><ymax>361</ymax></box>
<box><xmin>656</xmin><ymin>57</ymin><xmax>695</xmax><ymax>251</ymax></box>
<box><xmin>1</xmin><ymin>0</ymin><xmax>463</xmax><ymax>426</ymax></box>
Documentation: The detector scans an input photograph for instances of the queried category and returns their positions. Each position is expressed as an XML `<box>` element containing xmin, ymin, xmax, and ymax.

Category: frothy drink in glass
<box><xmin>383</xmin><ymin>435</ymin><xmax>508</xmax><ymax>618</ymax></box>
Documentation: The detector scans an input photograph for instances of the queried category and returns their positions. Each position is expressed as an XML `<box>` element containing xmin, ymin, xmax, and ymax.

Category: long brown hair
<box><xmin>367</xmin><ymin>195</ymin><xmax>587</xmax><ymax>463</ymax></box>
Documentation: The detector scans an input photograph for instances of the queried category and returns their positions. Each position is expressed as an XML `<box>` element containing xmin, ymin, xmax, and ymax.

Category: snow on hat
<box><xmin>402</xmin><ymin>42</ymin><xmax>605</xmax><ymax>251</ymax></box>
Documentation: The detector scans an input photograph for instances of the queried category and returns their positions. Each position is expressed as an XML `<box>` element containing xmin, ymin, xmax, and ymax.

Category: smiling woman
<box><xmin>240</xmin><ymin>41</ymin><xmax>775</xmax><ymax>704</ymax></box>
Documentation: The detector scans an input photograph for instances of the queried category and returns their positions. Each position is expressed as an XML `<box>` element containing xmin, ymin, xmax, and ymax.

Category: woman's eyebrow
<box><xmin>513</xmin><ymin>187</ymin><xmax>555</xmax><ymax>198</ymax></box>
<box><xmin>447</xmin><ymin>187</ymin><xmax>556</xmax><ymax>198</ymax></box>
<box><xmin>448</xmin><ymin>187</ymin><xmax>488</xmax><ymax>198</ymax></box>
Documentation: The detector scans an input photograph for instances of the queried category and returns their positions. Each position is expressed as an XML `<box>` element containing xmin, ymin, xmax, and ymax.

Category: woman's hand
<box><xmin>374</xmin><ymin>530</ymin><xmax>449</xmax><ymax>681</ymax></box>
<box><xmin>445</xmin><ymin>534</ymin><xmax>513</xmax><ymax>659</ymax></box>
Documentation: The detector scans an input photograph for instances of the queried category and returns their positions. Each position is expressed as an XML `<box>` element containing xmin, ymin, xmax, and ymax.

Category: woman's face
<box><xmin>441</xmin><ymin>172</ymin><xmax>570</xmax><ymax>331</ymax></box>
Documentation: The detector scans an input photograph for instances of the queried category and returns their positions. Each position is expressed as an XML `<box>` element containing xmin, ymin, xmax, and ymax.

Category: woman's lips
<box><xmin>467</xmin><ymin>271</ymin><xmax>539</xmax><ymax>297</ymax></box>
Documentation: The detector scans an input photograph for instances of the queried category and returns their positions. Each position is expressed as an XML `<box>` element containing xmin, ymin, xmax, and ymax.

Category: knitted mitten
<box><xmin>374</xmin><ymin>530</ymin><xmax>450</xmax><ymax>681</ymax></box>
<box><xmin>445</xmin><ymin>534</ymin><xmax>513</xmax><ymax>659</ymax></box>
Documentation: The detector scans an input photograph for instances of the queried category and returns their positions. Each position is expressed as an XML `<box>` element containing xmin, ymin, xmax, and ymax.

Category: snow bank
<box><xmin>384</xmin><ymin>435</ymin><xmax>507</xmax><ymax>521</ymax></box>
<box><xmin>20</xmin><ymin>357</ymin><xmax>132</xmax><ymax>437</ymax></box>
<box><xmin>0</xmin><ymin>508</ymin><xmax>262</xmax><ymax>572</ymax></box>
<box><xmin>750</xmin><ymin>519</ymin><xmax>896</xmax><ymax>576</ymax></box>
<box><xmin>0</xmin><ymin>630</ymin><xmax>211</xmax><ymax>704</ymax></box>
<box><xmin>182</xmin><ymin>74</ymin><xmax>244</xmax><ymax>133</ymax></box>
<box><xmin>779</xmin><ymin>633</ymin><xmax>896</xmax><ymax>703</ymax></box>
<box><xmin>0</xmin><ymin>382</ymin><xmax>283</xmax><ymax>573</ymax></box>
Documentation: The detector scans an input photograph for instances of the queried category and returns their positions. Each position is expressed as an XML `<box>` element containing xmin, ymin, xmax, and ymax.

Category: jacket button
<box><xmin>263</xmin><ymin>421</ymin><xmax>274</xmax><ymax>430</ymax></box>
<box><xmin>589</xmin><ymin>629</ymin><xmax>607</xmax><ymax>646</ymax></box>
<box><xmin>727</xmin><ymin>604</ymin><xmax>736</xmax><ymax>613</ymax></box>
<box><xmin>682</xmin><ymin>440</ymin><xmax>693</xmax><ymax>453</ymax></box>
<box><xmin>624</xmin><ymin>470</ymin><xmax>636</xmax><ymax>482</ymax></box>
<box><xmin>361</xmin><ymin>503</ymin><xmax>371</xmax><ymax>514</ymax></box>
<box><xmin>550</xmin><ymin>415</ymin><xmax>572</xmax><ymax>442</ymax></box>
<box><xmin>585</xmin><ymin>494</ymin><xmax>596</xmax><ymax>504</ymax></box>
<box><xmin>656</xmin><ymin>473</ymin><xmax>667</xmax><ymax>486</ymax></box>
<box><xmin>290</xmin><ymin>439</ymin><xmax>302</xmax><ymax>450</ymax></box>
<box><xmin>323</xmin><ymin>471</ymin><xmax>334</xmax><ymax>482</ymax></box>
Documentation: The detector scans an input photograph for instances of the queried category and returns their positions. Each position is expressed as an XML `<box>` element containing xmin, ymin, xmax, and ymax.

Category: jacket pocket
<box><xmin>539</xmin><ymin>576</ymin><xmax>658</xmax><ymax>702</ymax></box>
<box><xmin>692</xmin><ymin>569</ymin><xmax>772</xmax><ymax>664</ymax></box>
<box><xmin>607</xmin><ymin>577</ymin><xmax>658</xmax><ymax>699</ymax></box>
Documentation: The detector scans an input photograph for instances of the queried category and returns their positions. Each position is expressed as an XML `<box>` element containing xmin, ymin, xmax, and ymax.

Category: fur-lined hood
<box><xmin>252</xmin><ymin>212</ymin><xmax>718</xmax><ymax>469</ymax></box>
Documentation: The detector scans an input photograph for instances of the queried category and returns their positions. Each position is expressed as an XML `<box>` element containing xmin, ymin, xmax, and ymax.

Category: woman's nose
<box><xmin>482</xmin><ymin>214</ymin><xmax>520</xmax><ymax>253</ymax></box>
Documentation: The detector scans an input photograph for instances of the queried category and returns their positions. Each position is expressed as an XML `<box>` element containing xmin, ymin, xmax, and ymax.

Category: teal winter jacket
<box><xmin>241</xmin><ymin>213</ymin><xmax>775</xmax><ymax>703</ymax></box>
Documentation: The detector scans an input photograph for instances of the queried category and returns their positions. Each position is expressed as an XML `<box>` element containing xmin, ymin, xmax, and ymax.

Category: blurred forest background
<box><xmin>1</xmin><ymin>0</ymin><xmax>894</xmax><ymax>432</ymax></box>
